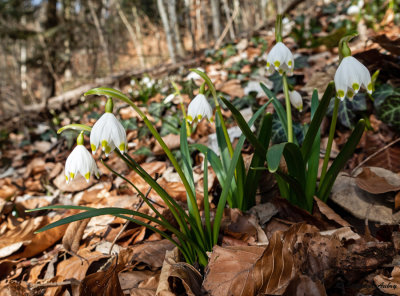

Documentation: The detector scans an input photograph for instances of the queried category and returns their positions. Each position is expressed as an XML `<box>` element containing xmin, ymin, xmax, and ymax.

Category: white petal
<box><xmin>289</xmin><ymin>90</ymin><xmax>303</xmax><ymax>111</ymax></box>
<box><xmin>266</xmin><ymin>42</ymin><xmax>293</xmax><ymax>76</ymax></box>
<box><xmin>164</xmin><ymin>94</ymin><xmax>175</xmax><ymax>104</ymax></box>
<box><xmin>187</xmin><ymin>94</ymin><xmax>213</xmax><ymax>123</ymax></box>
<box><xmin>65</xmin><ymin>145</ymin><xmax>99</xmax><ymax>183</ymax></box>
<box><xmin>90</xmin><ymin>113</ymin><xmax>126</xmax><ymax>155</ymax></box>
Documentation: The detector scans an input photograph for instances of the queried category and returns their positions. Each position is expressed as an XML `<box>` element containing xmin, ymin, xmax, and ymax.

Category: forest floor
<box><xmin>1</xmin><ymin>3</ymin><xmax>400</xmax><ymax>296</ymax></box>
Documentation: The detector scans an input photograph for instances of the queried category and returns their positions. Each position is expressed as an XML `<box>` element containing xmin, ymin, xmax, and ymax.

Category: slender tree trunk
<box><xmin>115</xmin><ymin>1</ymin><xmax>145</xmax><ymax>68</ymax></box>
<box><xmin>184</xmin><ymin>0</ymin><xmax>196</xmax><ymax>54</ymax></box>
<box><xmin>20</xmin><ymin>15</ymin><xmax>27</xmax><ymax>97</ymax></box>
<box><xmin>167</xmin><ymin>0</ymin><xmax>185</xmax><ymax>57</ymax></box>
<box><xmin>157</xmin><ymin>0</ymin><xmax>176</xmax><ymax>63</ymax></box>
<box><xmin>210</xmin><ymin>0</ymin><xmax>221</xmax><ymax>41</ymax></box>
<box><xmin>88</xmin><ymin>0</ymin><xmax>113</xmax><ymax>73</ymax></box>
<box><xmin>195</xmin><ymin>0</ymin><xmax>202</xmax><ymax>43</ymax></box>
<box><xmin>260</xmin><ymin>0</ymin><xmax>268</xmax><ymax>23</ymax></box>
<box><xmin>131</xmin><ymin>6</ymin><xmax>146</xmax><ymax>67</ymax></box>
<box><xmin>222</xmin><ymin>0</ymin><xmax>235</xmax><ymax>40</ymax></box>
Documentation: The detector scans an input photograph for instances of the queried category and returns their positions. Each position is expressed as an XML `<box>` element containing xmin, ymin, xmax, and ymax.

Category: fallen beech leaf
<box><xmin>216</xmin><ymin>79</ymin><xmax>244</xmax><ymax>98</ymax></box>
<box><xmin>62</xmin><ymin>218</ymin><xmax>90</xmax><ymax>253</ymax></box>
<box><xmin>313</xmin><ymin>197</ymin><xmax>350</xmax><ymax>227</ymax></box>
<box><xmin>0</xmin><ymin>216</ymin><xmax>67</xmax><ymax>260</ymax></box>
<box><xmin>205</xmin><ymin>224</ymin><xmax>314</xmax><ymax>295</ymax></box>
<box><xmin>129</xmin><ymin>240</ymin><xmax>175</xmax><ymax>268</ymax></box>
<box><xmin>153</xmin><ymin>134</ymin><xmax>180</xmax><ymax>155</ymax></box>
<box><xmin>156</xmin><ymin>248</ymin><xmax>202</xmax><ymax>296</ymax></box>
<box><xmin>355</xmin><ymin>167</ymin><xmax>400</xmax><ymax>194</ymax></box>
<box><xmin>320</xmin><ymin>227</ymin><xmax>361</xmax><ymax>241</ymax></box>
<box><xmin>331</xmin><ymin>173</ymin><xmax>400</xmax><ymax>224</ymax></box>
<box><xmin>79</xmin><ymin>258</ymin><xmax>124</xmax><ymax>296</ymax></box>
<box><xmin>374</xmin><ymin>266</ymin><xmax>400</xmax><ymax>295</ymax></box>
<box><xmin>365</xmin><ymin>146</ymin><xmax>400</xmax><ymax>173</ymax></box>
<box><xmin>56</xmin><ymin>248</ymin><xmax>106</xmax><ymax>282</ymax></box>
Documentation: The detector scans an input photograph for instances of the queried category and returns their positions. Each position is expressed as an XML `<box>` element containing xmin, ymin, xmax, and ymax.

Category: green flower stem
<box><xmin>282</xmin><ymin>73</ymin><xmax>293</xmax><ymax>143</ymax></box>
<box><xmin>172</xmin><ymin>81</ymin><xmax>191</xmax><ymax>137</ymax></box>
<box><xmin>275</xmin><ymin>14</ymin><xmax>283</xmax><ymax>42</ymax></box>
<box><xmin>216</xmin><ymin>105</ymin><xmax>234</xmax><ymax>156</ymax></box>
<box><xmin>320</xmin><ymin>97</ymin><xmax>340</xmax><ymax>184</ymax></box>
<box><xmin>85</xmin><ymin>88</ymin><xmax>204</xmax><ymax>244</ymax></box>
<box><xmin>57</xmin><ymin>123</ymin><xmax>92</xmax><ymax>134</ymax></box>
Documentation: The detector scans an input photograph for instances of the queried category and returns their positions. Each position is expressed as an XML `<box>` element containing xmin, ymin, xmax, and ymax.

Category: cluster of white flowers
<box><xmin>65</xmin><ymin>100</ymin><xmax>126</xmax><ymax>184</ymax></box>
<box><xmin>266</xmin><ymin>37</ymin><xmax>371</xmax><ymax>103</ymax></box>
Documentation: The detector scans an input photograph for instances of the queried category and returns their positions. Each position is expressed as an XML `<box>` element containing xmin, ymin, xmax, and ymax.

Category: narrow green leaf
<box><xmin>267</xmin><ymin>142</ymin><xmax>286</xmax><ymax>173</ymax></box>
<box><xmin>318</xmin><ymin>119</ymin><xmax>366</xmax><ymax>202</ymax></box>
<box><xmin>301</xmin><ymin>81</ymin><xmax>335</xmax><ymax>162</ymax></box>
<box><xmin>203</xmin><ymin>151</ymin><xmax>212</xmax><ymax>250</ymax></box>
<box><xmin>220</xmin><ymin>97</ymin><xmax>267</xmax><ymax>155</ymax></box>
<box><xmin>244</xmin><ymin>113</ymin><xmax>272</xmax><ymax>210</ymax></box>
<box><xmin>180</xmin><ymin>123</ymin><xmax>196</xmax><ymax>214</ymax></box>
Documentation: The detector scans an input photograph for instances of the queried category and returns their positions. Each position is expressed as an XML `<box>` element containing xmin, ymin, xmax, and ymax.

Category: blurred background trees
<box><xmin>0</xmin><ymin>0</ymin><xmax>279</xmax><ymax>120</ymax></box>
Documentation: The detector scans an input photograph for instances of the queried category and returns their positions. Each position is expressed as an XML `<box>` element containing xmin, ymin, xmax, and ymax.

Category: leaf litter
<box><xmin>1</xmin><ymin>3</ymin><xmax>400</xmax><ymax>295</ymax></box>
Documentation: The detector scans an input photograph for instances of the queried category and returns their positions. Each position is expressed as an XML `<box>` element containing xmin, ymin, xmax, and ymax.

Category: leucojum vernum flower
<box><xmin>90</xmin><ymin>97</ymin><xmax>127</xmax><ymax>157</ymax></box>
<box><xmin>65</xmin><ymin>132</ymin><xmax>100</xmax><ymax>184</ymax></box>
<box><xmin>186</xmin><ymin>93</ymin><xmax>213</xmax><ymax>123</ymax></box>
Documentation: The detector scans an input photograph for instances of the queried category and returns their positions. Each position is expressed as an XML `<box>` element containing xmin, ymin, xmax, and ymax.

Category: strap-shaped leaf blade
<box><xmin>318</xmin><ymin>119</ymin><xmax>366</xmax><ymax>202</ymax></box>
<box><xmin>301</xmin><ymin>82</ymin><xmax>335</xmax><ymax>161</ymax></box>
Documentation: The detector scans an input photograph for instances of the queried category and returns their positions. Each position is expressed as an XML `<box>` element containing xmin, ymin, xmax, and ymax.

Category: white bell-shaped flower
<box><xmin>289</xmin><ymin>90</ymin><xmax>303</xmax><ymax>112</ymax></box>
<box><xmin>266</xmin><ymin>42</ymin><xmax>294</xmax><ymax>76</ymax></box>
<box><xmin>164</xmin><ymin>94</ymin><xmax>175</xmax><ymax>104</ymax></box>
<box><xmin>90</xmin><ymin>113</ymin><xmax>127</xmax><ymax>156</ymax></box>
<box><xmin>334</xmin><ymin>56</ymin><xmax>372</xmax><ymax>100</ymax></box>
<box><xmin>65</xmin><ymin>145</ymin><xmax>99</xmax><ymax>184</ymax></box>
<box><xmin>187</xmin><ymin>94</ymin><xmax>213</xmax><ymax>123</ymax></box>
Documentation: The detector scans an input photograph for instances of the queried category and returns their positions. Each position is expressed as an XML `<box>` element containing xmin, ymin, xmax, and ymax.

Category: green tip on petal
<box><xmin>101</xmin><ymin>140</ymin><xmax>108</xmax><ymax>148</ymax></box>
<box><xmin>352</xmin><ymin>83</ymin><xmax>360</xmax><ymax>91</ymax></box>
<box><xmin>186</xmin><ymin>115</ymin><xmax>193</xmax><ymax>123</ymax></box>
<box><xmin>65</xmin><ymin>175</ymin><xmax>69</xmax><ymax>182</ymax></box>
<box><xmin>91</xmin><ymin>143</ymin><xmax>96</xmax><ymax>152</ymax></box>
<box><xmin>70</xmin><ymin>172</ymin><xmax>75</xmax><ymax>180</ymax></box>
<box><xmin>274</xmin><ymin>61</ymin><xmax>280</xmax><ymax>68</ymax></box>
<box><xmin>347</xmin><ymin>90</ymin><xmax>354</xmax><ymax>98</ymax></box>
<box><xmin>84</xmin><ymin>172</ymin><xmax>90</xmax><ymax>181</ymax></box>
<box><xmin>197</xmin><ymin>114</ymin><xmax>202</xmax><ymax>121</ymax></box>
<box><xmin>288</xmin><ymin>60</ymin><xmax>293</xmax><ymax>67</ymax></box>
<box><xmin>105</xmin><ymin>145</ymin><xmax>112</xmax><ymax>155</ymax></box>
<box><xmin>337</xmin><ymin>90</ymin><xmax>345</xmax><ymax>98</ymax></box>
<box><xmin>266</xmin><ymin>62</ymin><xmax>270</xmax><ymax>67</ymax></box>
<box><xmin>119</xmin><ymin>142</ymin><xmax>126</xmax><ymax>152</ymax></box>
<box><xmin>367</xmin><ymin>83</ymin><xmax>373</xmax><ymax>91</ymax></box>
<box><xmin>278</xmin><ymin>69</ymin><xmax>284</xmax><ymax>75</ymax></box>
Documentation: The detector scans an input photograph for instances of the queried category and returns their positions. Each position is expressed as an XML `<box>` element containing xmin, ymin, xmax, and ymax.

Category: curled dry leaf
<box><xmin>355</xmin><ymin>167</ymin><xmax>400</xmax><ymax>194</ymax></box>
<box><xmin>62</xmin><ymin>218</ymin><xmax>90</xmax><ymax>253</ymax></box>
<box><xmin>128</xmin><ymin>240</ymin><xmax>175</xmax><ymax>269</ymax></box>
<box><xmin>156</xmin><ymin>247</ymin><xmax>203</xmax><ymax>296</ymax></box>
<box><xmin>313</xmin><ymin>197</ymin><xmax>350</xmax><ymax>228</ymax></box>
<box><xmin>0</xmin><ymin>216</ymin><xmax>67</xmax><ymax>260</ymax></box>
<box><xmin>79</xmin><ymin>257</ymin><xmax>124</xmax><ymax>296</ymax></box>
<box><xmin>204</xmin><ymin>223</ymin><xmax>318</xmax><ymax>296</ymax></box>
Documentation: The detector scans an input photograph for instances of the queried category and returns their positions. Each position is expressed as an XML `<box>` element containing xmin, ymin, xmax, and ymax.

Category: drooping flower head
<box><xmin>266</xmin><ymin>42</ymin><xmax>294</xmax><ymax>76</ymax></box>
<box><xmin>187</xmin><ymin>94</ymin><xmax>213</xmax><ymax>123</ymax></box>
<box><xmin>90</xmin><ymin>97</ymin><xmax>127</xmax><ymax>156</ymax></box>
<box><xmin>289</xmin><ymin>90</ymin><xmax>303</xmax><ymax>112</ymax></box>
<box><xmin>334</xmin><ymin>56</ymin><xmax>372</xmax><ymax>100</ymax></box>
<box><xmin>334</xmin><ymin>34</ymin><xmax>372</xmax><ymax>101</ymax></box>
<box><xmin>65</xmin><ymin>133</ymin><xmax>99</xmax><ymax>184</ymax></box>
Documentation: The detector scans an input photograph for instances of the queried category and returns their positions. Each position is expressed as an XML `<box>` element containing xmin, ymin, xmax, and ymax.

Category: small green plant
<box><xmin>225</xmin><ymin>17</ymin><xmax>369</xmax><ymax>212</ymax></box>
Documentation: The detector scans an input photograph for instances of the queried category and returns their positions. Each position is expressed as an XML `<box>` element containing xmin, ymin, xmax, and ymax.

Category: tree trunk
<box><xmin>157</xmin><ymin>0</ymin><xmax>176</xmax><ymax>63</ymax></box>
<box><xmin>115</xmin><ymin>1</ymin><xmax>145</xmax><ymax>68</ymax></box>
<box><xmin>88</xmin><ymin>0</ymin><xmax>113</xmax><ymax>73</ymax></box>
<box><xmin>167</xmin><ymin>0</ymin><xmax>185</xmax><ymax>58</ymax></box>
<box><xmin>184</xmin><ymin>0</ymin><xmax>196</xmax><ymax>54</ymax></box>
<box><xmin>210</xmin><ymin>0</ymin><xmax>221</xmax><ymax>41</ymax></box>
<box><xmin>131</xmin><ymin>6</ymin><xmax>146</xmax><ymax>67</ymax></box>
<box><xmin>222</xmin><ymin>0</ymin><xmax>235</xmax><ymax>40</ymax></box>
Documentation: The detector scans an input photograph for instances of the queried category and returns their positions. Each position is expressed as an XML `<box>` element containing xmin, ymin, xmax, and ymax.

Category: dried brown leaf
<box><xmin>374</xmin><ymin>266</ymin><xmax>400</xmax><ymax>295</ymax></box>
<box><xmin>62</xmin><ymin>218</ymin><xmax>90</xmax><ymax>253</ymax></box>
<box><xmin>282</xmin><ymin>274</ymin><xmax>327</xmax><ymax>296</ymax></box>
<box><xmin>79</xmin><ymin>258</ymin><xmax>124</xmax><ymax>296</ymax></box>
<box><xmin>128</xmin><ymin>240</ymin><xmax>175</xmax><ymax>268</ymax></box>
<box><xmin>355</xmin><ymin>167</ymin><xmax>400</xmax><ymax>194</ymax></box>
<box><xmin>156</xmin><ymin>248</ymin><xmax>203</xmax><ymax>296</ymax></box>
<box><xmin>313</xmin><ymin>197</ymin><xmax>350</xmax><ymax>228</ymax></box>
<box><xmin>153</xmin><ymin>134</ymin><xmax>180</xmax><ymax>155</ymax></box>
<box><xmin>204</xmin><ymin>223</ymin><xmax>318</xmax><ymax>296</ymax></box>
